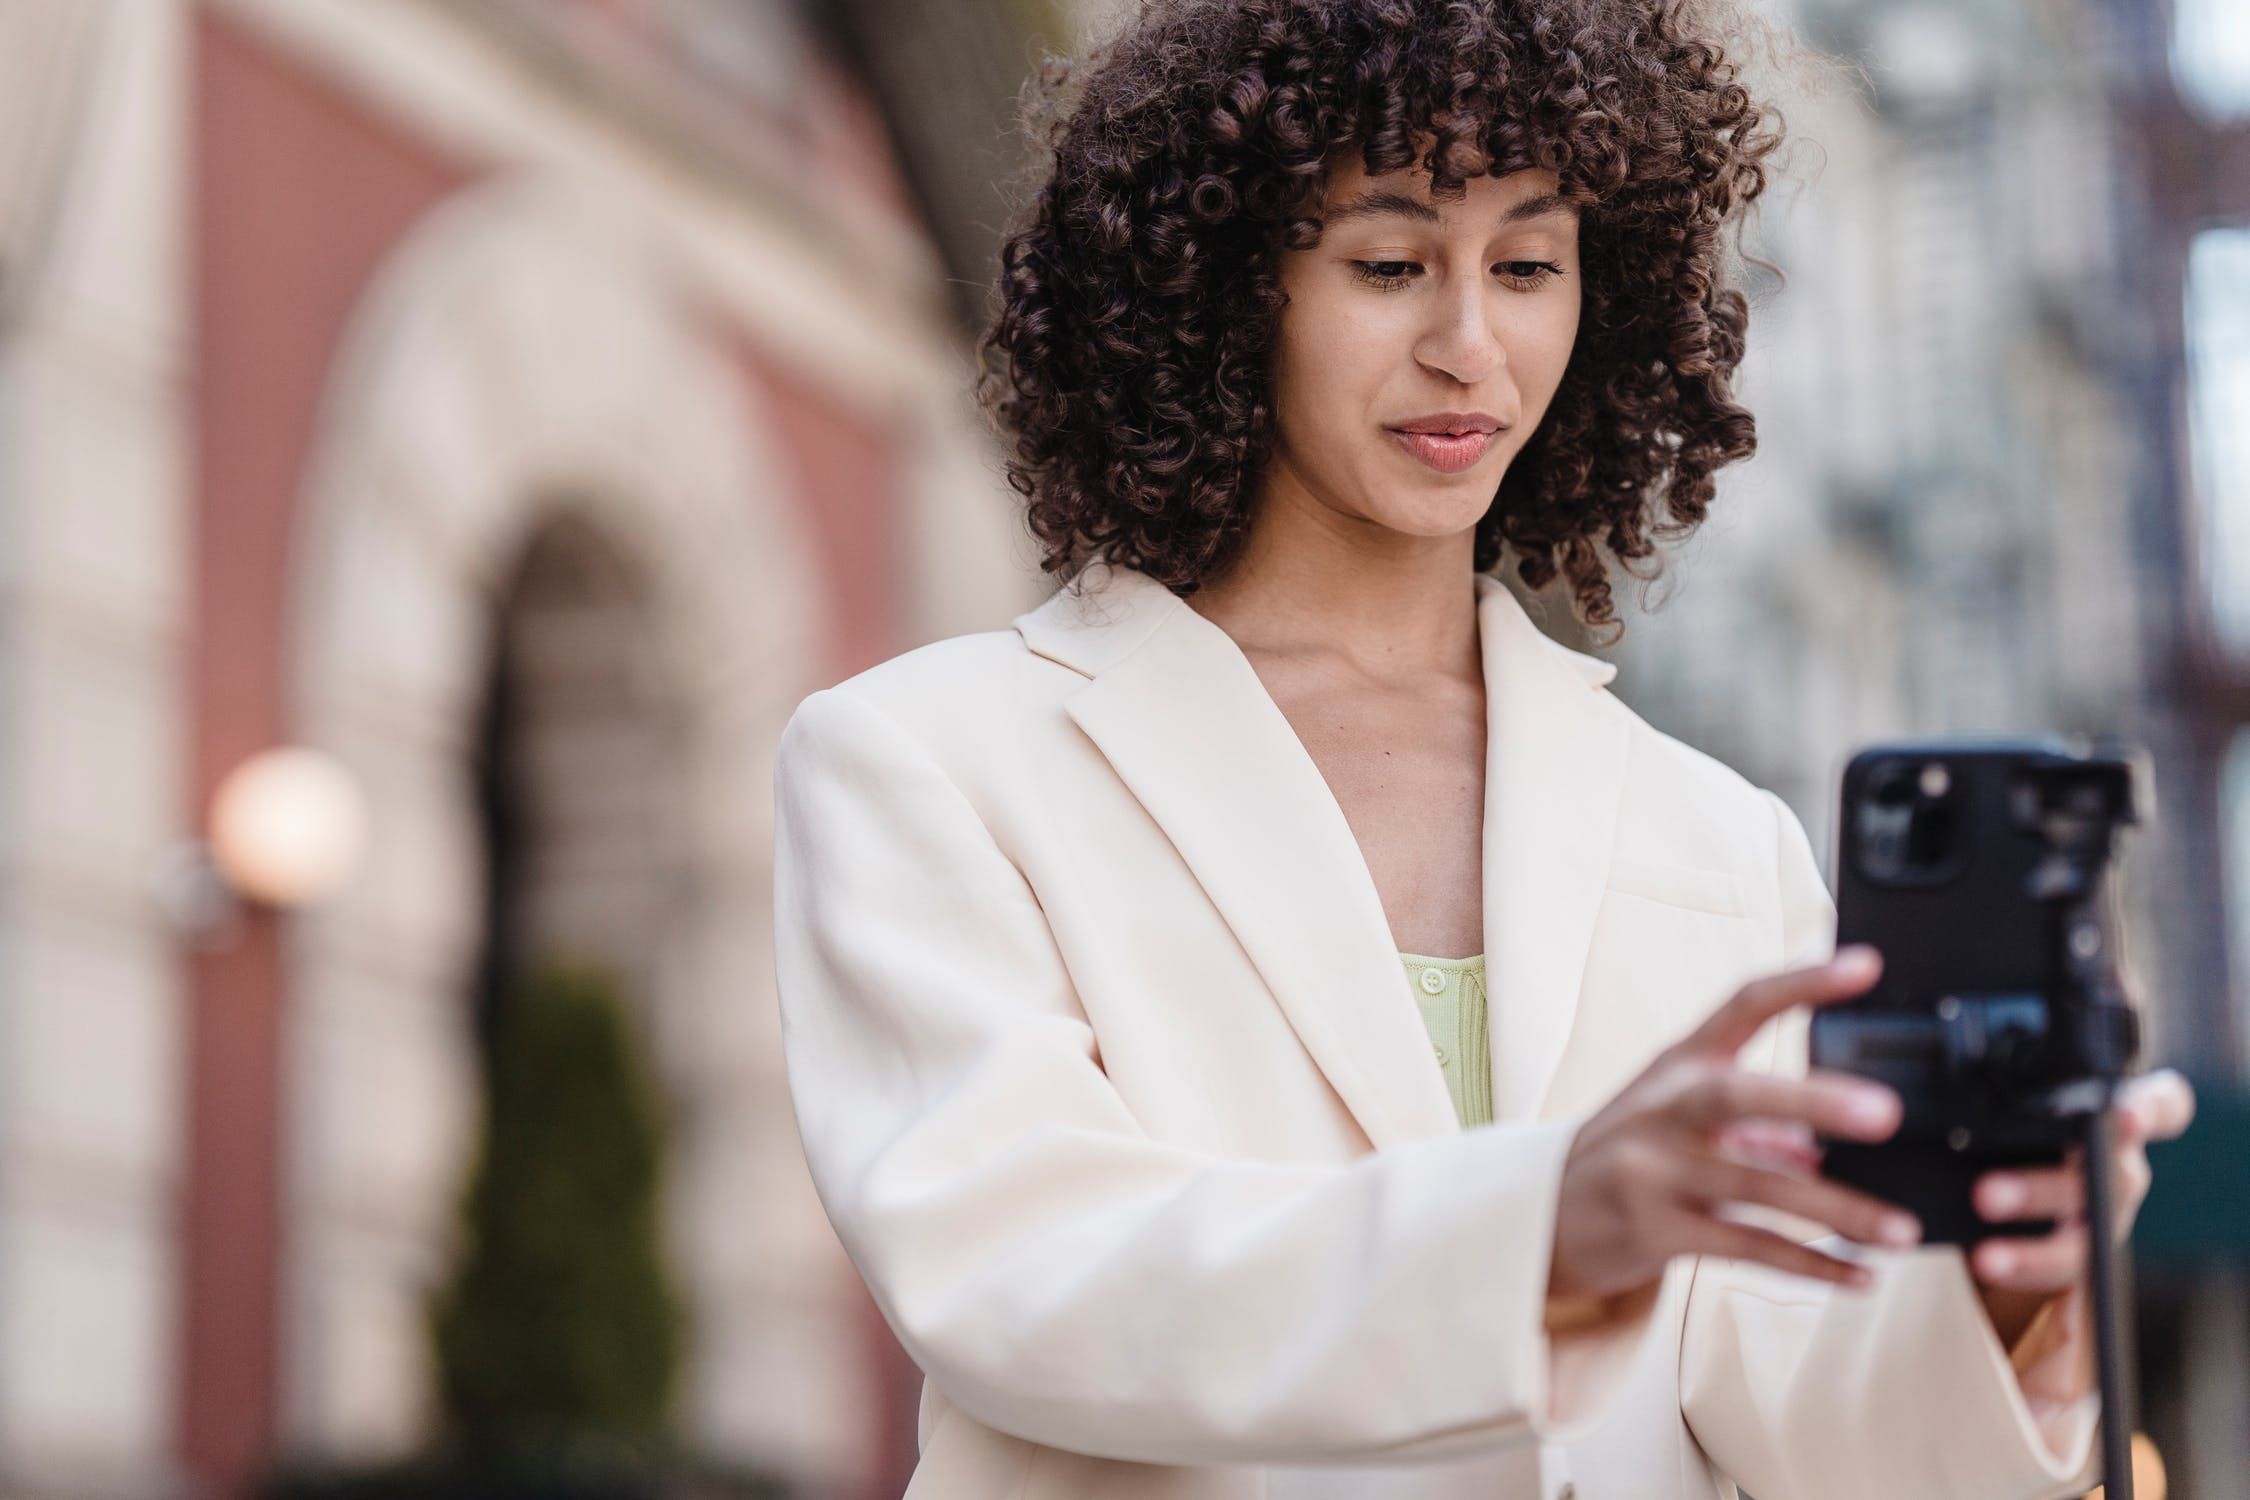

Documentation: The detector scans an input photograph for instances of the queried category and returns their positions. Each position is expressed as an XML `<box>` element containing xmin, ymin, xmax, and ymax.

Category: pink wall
<box><xmin>729</xmin><ymin>332</ymin><xmax>905</xmax><ymax>684</ymax></box>
<box><xmin>188</xmin><ymin>11</ymin><xmax>468</xmax><ymax>1492</ymax></box>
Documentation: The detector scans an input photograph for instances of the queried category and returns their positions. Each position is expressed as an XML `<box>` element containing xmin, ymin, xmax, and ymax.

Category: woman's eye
<box><xmin>1348</xmin><ymin>260</ymin><xmax>1420</xmax><ymax>290</ymax></box>
<box><xmin>1349</xmin><ymin>259</ymin><xmax>1566</xmax><ymax>291</ymax></box>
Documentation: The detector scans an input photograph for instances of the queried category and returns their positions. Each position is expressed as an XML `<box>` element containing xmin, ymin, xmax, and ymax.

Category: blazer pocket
<box><xmin>1604</xmin><ymin>853</ymin><xmax>1751</xmax><ymax>920</ymax></box>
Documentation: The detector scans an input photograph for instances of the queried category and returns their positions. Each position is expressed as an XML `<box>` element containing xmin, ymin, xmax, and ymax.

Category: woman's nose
<box><xmin>1420</xmin><ymin>277</ymin><xmax>1506</xmax><ymax>382</ymax></box>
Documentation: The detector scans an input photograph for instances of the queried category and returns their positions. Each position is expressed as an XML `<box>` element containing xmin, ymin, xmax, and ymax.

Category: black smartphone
<box><xmin>1807</xmin><ymin>736</ymin><xmax>2144</xmax><ymax>1246</ymax></box>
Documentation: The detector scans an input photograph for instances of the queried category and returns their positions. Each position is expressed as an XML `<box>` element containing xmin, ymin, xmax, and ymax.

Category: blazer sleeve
<box><xmin>1674</xmin><ymin>789</ymin><xmax>2103</xmax><ymax>1500</ymax></box>
<box><xmin>771</xmin><ymin>684</ymin><xmax>1635</xmax><ymax>1467</ymax></box>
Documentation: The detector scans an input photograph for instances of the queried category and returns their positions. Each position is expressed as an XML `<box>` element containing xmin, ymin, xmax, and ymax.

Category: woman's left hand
<box><xmin>1968</xmin><ymin>1067</ymin><xmax>2198</xmax><ymax>1348</ymax></box>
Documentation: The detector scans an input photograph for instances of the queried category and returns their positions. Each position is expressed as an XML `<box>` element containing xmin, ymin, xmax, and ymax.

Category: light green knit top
<box><xmin>1399</xmin><ymin>952</ymin><xmax>1492</xmax><ymax>1127</ymax></box>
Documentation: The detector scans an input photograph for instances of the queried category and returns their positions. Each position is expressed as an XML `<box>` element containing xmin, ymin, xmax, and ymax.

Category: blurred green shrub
<box><xmin>428</xmin><ymin>960</ymin><xmax>689</xmax><ymax>1452</ymax></box>
<box><xmin>262</xmin><ymin>963</ymin><xmax>801</xmax><ymax>1498</ymax></box>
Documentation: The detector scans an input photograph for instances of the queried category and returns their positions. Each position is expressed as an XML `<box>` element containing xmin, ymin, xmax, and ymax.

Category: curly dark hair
<box><xmin>975</xmin><ymin>0</ymin><xmax>1793</xmax><ymax>638</ymax></box>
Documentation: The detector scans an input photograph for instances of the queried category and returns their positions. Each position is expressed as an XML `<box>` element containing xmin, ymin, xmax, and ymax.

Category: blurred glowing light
<box><xmin>2174</xmin><ymin>0</ymin><xmax>2250</xmax><ymax>124</ymax></box>
<box><xmin>208</xmin><ymin>747</ymin><xmax>368</xmax><ymax>908</ymax></box>
<box><xmin>2187</xmin><ymin>227</ymin><xmax>2250</xmax><ymax>658</ymax></box>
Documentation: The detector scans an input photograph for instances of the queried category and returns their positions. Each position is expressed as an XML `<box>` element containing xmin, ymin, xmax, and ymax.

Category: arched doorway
<box><xmin>279</xmin><ymin>175</ymin><xmax>856</xmax><ymax>1481</ymax></box>
<box><xmin>469</xmin><ymin>510</ymin><xmax>684</xmax><ymax>1050</ymax></box>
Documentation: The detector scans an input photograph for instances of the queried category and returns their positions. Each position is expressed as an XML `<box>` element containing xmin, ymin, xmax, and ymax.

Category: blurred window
<box><xmin>2173</xmin><ymin>0</ymin><xmax>2250</xmax><ymax>124</ymax></box>
<box><xmin>2187</xmin><ymin>226</ymin><xmax>2250</xmax><ymax>658</ymax></box>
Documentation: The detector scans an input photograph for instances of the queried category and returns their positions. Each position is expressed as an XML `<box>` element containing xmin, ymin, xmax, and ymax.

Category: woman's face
<box><xmin>1265</xmin><ymin>157</ymin><xmax>1582</xmax><ymax>542</ymax></box>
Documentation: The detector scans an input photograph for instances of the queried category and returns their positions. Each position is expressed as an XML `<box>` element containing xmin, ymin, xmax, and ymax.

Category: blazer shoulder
<box><xmin>1616</xmin><ymin>698</ymin><xmax>1767</xmax><ymax>800</ymax></box>
<box><xmin>781</xmin><ymin>626</ymin><xmax>1067</xmax><ymax>772</ymax></box>
<box><xmin>1601</xmin><ymin>690</ymin><xmax>1801</xmax><ymax>877</ymax></box>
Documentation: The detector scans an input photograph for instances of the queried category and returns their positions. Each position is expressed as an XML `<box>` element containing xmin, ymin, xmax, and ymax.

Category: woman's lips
<box><xmin>1387</xmin><ymin>427</ymin><xmax>1498</xmax><ymax>474</ymax></box>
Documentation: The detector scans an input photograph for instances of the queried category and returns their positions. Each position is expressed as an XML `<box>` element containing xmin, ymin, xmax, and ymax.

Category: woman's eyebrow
<box><xmin>1324</xmin><ymin>188</ymin><xmax>1577</xmax><ymax>228</ymax></box>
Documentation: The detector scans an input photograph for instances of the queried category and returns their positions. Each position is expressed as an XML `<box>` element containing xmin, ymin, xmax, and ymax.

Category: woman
<box><xmin>771</xmin><ymin>2</ymin><xmax>2195</xmax><ymax>1496</ymax></box>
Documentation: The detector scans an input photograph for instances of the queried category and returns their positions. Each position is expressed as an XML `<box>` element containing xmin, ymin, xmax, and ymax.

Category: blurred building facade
<box><xmin>0</xmin><ymin>1</ymin><xmax>1046</xmax><ymax>1497</ymax></box>
<box><xmin>1608</xmin><ymin>0</ymin><xmax>2201</xmax><ymax>1051</ymax></box>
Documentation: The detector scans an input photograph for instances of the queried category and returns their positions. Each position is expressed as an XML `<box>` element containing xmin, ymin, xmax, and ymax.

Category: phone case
<box><xmin>1808</xmin><ymin>736</ymin><xmax>2141</xmax><ymax>1247</ymax></box>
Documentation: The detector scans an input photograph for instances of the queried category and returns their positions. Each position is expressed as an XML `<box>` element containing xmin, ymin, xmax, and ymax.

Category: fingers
<box><xmin>1684</xmin><ymin>1149</ymin><xmax>1922</xmax><ymax>1250</ymax></box>
<box><xmin>1663</xmin><ymin>1059</ymin><xmax>1902</xmax><ymax>1143</ymax></box>
<box><xmin>1975</xmin><ymin>1160</ymin><xmax>2084</xmax><ymax>1224</ymax></box>
<box><xmin>1680</xmin><ymin>945</ymin><xmax>1882</xmax><ymax>1059</ymax></box>
<box><xmin>2117</xmin><ymin>1068</ymin><xmax>2196</xmax><ymax>1143</ymax></box>
<box><xmin>1712</xmin><ymin>1119</ymin><xmax>1822</xmax><ymax>1173</ymax></box>
<box><xmin>1971</xmin><ymin>1221</ymin><xmax>2089</xmax><ymax>1294</ymax></box>
<box><xmin>1663</xmin><ymin>1205</ymin><xmax>1877</xmax><ymax>1290</ymax></box>
<box><xmin>1980</xmin><ymin>1137</ymin><xmax>2151</xmax><ymax>1241</ymax></box>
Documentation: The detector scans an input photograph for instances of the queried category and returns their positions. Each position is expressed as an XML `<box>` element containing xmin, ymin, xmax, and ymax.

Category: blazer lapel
<box><xmin>1013</xmin><ymin>563</ymin><xmax>1628</xmax><ymax>1149</ymax></box>
<box><xmin>1472</xmin><ymin>571</ymin><xmax>1630</xmax><ymax>1125</ymax></box>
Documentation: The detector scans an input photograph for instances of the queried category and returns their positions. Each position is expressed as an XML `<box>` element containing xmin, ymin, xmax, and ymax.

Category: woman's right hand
<box><xmin>1546</xmin><ymin>945</ymin><xmax>1920</xmax><ymax>1311</ymax></box>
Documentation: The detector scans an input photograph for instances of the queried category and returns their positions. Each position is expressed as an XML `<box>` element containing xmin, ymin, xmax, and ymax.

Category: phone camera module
<box><xmin>1857</xmin><ymin>758</ymin><xmax>1964</xmax><ymax>886</ymax></box>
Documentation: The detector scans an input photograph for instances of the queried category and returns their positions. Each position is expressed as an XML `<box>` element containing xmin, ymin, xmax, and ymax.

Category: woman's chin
<box><xmin>1365</xmin><ymin>484</ymin><xmax>1504</xmax><ymax>534</ymax></box>
<box><xmin>1362</xmin><ymin>504</ymin><xmax>1493</xmax><ymax>542</ymax></box>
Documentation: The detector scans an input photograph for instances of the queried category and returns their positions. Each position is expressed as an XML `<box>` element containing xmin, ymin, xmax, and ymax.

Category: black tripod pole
<box><xmin>2082</xmin><ymin>1097</ymin><xmax>2137</xmax><ymax>1500</ymax></box>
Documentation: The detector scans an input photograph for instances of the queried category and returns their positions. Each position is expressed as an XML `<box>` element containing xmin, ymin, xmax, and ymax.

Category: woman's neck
<box><xmin>1183</xmin><ymin>489</ymin><xmax>1481</xmax><ymax>689</ymax></box>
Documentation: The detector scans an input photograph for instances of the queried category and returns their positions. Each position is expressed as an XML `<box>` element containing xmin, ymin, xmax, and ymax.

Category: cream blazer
<box><xmin>770</xmin><ymin>561</ymin><xmax>2101</xmax><ymax>1500</ymax></box>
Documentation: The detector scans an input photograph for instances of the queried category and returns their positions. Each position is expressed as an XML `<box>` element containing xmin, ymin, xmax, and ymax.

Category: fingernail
<box><xmin>1833</xmin><ymin>946</ymin><xmax>1878</xmax><ymax>977</ymax></box>
<box><xmin>1983</xmin><ymin>1245</ymin><xmax>2017</xmax><ymax>1277</ymax></box>
<box><xmin>1847</xmin><ymin>1089</ymin><xmax>1895</xmax><ymax>1129</ymax></box>
<box><xmin>1985</xmin><ymin>1178</ymin><xmax>2024</xmax><ymax>1214</ymax></box>
<box><xmin>1880</xmin><ymin>1213</ymin><xmax>1920</xmax><ymax>1247</ymax></box>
